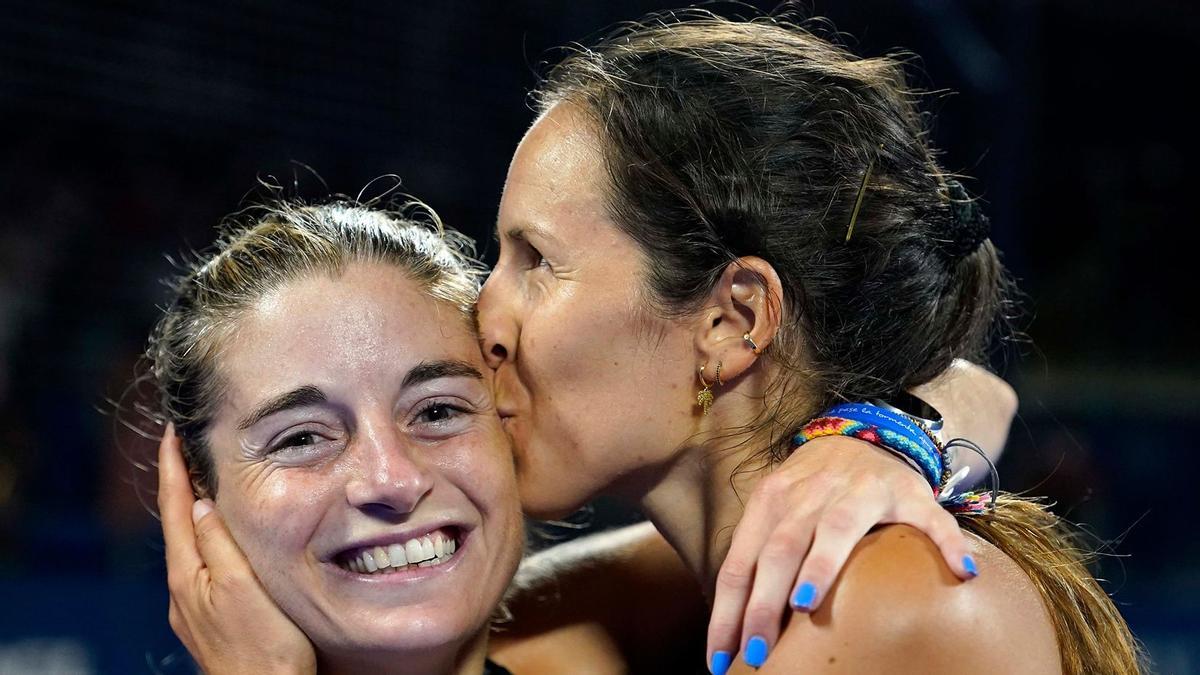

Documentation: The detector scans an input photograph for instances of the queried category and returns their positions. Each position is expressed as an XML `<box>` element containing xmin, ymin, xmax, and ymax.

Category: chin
<box><xmin>515</xmin><ymin>465</ymin><xmax>595</xmax><ymax>520</ymax></box>
<box><xmin>312</xmin><ymin>605</ymin><xmax>484</xmax><ymax>659</ymax></box>
<box><xmin>333</xmin><ymin>612</ymin><xmax>477</xmax><ymax>648</ymax></box>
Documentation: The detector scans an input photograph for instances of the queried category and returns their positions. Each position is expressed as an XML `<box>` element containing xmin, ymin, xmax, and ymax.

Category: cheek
<box><xmin>445</xmin><ymin>436</ymin><xmax>517</xmax><ymax>508</ymax></box>
<box><xmin>526</xmin><ymin>295</ymin><xmax>639</xmax><ymax>401</ymax></box>
<box><xmin>217</xmin><ymin>466</ymin><xmax>333</xmax><ymax>568</ymax></box>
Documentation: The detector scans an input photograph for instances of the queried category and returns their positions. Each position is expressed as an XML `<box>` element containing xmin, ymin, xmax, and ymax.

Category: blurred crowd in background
<box><xmin>0</xmin><ymin>1</ymin><xmax>1195</xmax><ymax>672</ymax></box>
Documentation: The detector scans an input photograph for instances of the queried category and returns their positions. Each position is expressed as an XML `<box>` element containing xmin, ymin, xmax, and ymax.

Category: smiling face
<box><xmin>477</xmin><ymin>103</ymin><xmax>700</xmax><ymax>518</ymax></box>
<box><xmin>204</xmin><ymin>262</ymin><xmax>523</xmax><ymax>669</ymax></box>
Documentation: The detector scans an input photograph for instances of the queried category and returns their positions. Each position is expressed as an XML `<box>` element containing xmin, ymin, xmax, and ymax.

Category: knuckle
<box><xmin>193</xmin><ymin>520</ymin><xmax>218</xmax><ymax>547</ymax></box>
<box><xmin>806</xmin><ymin>468</ymin><xmax>836</xmax><ymax>491</ymax></box>
<box><xmin>166</xmin><ymin>570</ymin><xmax>186</xmax><ymax>596</ymax></box>
<box><xmin>934</xmin><ymin>510</ymin><xmax>964</xmax><ymax>541</ymax></box>
<box><xmin>743</xmin><ymin>604</ymin><xmax>779</xmax><ymax>632</ymax></box>
<box><xmin>820</xmin><ymin>507</ymin><xmax>859</xmax><ymax>534</ymax></box>
<box><xmin>716</xmin><ymin>559</ymin><xmax>755</xmax><ymax>591</ymax></box>
<box><xmin>212</xmin><ymin>569</ymin><xmax>245</xmax><ymax>595</ymax></box>
<box><xmin>760</xmin><ymin>536</ymin><xmax>803</xmax><ymax>563</ymax></box>
<box><xmin>757</xmin><ymin>473</ymin><xmax>790</xmax><ymax>499</ymax></box>
<box><xmin>802</xmin><ymin>555</ymin><xmax>835</xmax><ymax>582</ymax></box>
<box><xmin>707</xmin><ymin>617</ymin><xmax>740</xmax><ymax>642</ymax></box>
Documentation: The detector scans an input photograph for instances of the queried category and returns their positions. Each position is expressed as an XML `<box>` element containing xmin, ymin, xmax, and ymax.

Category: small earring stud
<box><xmin>743</xmin><ymin>332</ymin><xmax>761</xmax><ymax>354</ymax></box>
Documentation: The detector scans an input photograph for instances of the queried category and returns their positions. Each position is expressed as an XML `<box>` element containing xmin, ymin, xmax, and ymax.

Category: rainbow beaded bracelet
<box><xmin>793</xmin><ymin>402</ymin><xmax>950</xmax><ymax>494</ymax></box>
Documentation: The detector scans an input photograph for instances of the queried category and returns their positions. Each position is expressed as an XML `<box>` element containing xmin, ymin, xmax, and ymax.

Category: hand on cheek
<box><xmin>158</xmin><ymin>426</ymin><xmax>317</xmax><ymax>675</ymax></box>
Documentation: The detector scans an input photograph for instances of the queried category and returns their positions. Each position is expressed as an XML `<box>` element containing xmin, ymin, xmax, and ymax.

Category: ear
<box><xmin>694</xmin><ymin>256</ymin><xmax>783</xmax><ymax>382</ymax></box>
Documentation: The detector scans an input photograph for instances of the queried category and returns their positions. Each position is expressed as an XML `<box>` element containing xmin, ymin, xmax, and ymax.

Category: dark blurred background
<box><xmin>0</xmin><ymin>0</ymin><xmax>1196</xmax><ymax>672</ymax></box>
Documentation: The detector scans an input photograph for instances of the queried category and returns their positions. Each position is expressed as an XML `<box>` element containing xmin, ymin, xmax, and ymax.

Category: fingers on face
<box><xmin>191</xmin><ymin>504</ymin><xmax>257</xmax><ymax>588</ymax></box>
<box><xmin>159</xmin><ymin>426</ymin><xmax>204</xmax><ymax>577</ymax></box>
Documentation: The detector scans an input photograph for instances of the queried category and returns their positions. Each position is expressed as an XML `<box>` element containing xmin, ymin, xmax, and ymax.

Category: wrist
<box><xmin>793</xmin><ymin>401</ymin><xmax>949</xmax><ymax>494</ymax></box>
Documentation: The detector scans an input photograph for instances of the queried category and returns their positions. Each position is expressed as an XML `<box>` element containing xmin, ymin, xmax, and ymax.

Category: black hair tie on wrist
<box><xmin>935</xmin><ymin>179</ymin><xmax>991</xmax><ymax>261</ymax></box>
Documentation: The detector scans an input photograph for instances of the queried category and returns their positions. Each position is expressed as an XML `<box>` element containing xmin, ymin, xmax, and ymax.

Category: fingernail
<box><xmin>192</xmin><ymin>499</ymin><xmax>214</xmax><ymax>524</ymax></box>
<box><xmin>791</xmin><ymin>581</ymin><xmax>818</xmax><ymax>611</ymax></box>
<box><xmin>963</xmin><ymin>554</ymin><xmax>979</xmax><ymax>578</ymax></box>
<box><xmin>710</xmin><ymin>650</ymin><xmax>732</xmax><ymax>675</ymax></box>
<box><xmin>744</xmin><ymin>636</ymin><xmax>768</xmax><ymax>668</ymax></box>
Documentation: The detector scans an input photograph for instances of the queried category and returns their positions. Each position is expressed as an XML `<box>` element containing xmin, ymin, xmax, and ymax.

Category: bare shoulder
<box><xmin>736</xmin><ymin>524</ymin><xmax>1061</xmax><ymax>674</ymax></box>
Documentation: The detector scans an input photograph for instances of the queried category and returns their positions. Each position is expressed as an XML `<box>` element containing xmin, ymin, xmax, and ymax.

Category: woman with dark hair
<box><xmin>157</xmin><ymin>12</ymin><xmax>1139</xmax><ymax>674</ymax></box>
<box><xmin>477</xmin><ymin>14</ymin><xmax>1137</xmax><ymax>673</ymax></box>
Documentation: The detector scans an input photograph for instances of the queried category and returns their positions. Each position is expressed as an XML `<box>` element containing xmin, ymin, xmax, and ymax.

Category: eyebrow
<box><xmin>237</xmin><ymin>385</ymin><xmax>326</xmax><ymax>430</ymax></box>
<box><xmin>502</xmin><ymin>222</ymin><xmax>559</xmax><ymax>247</ymax></box>
<box><xmin>235</xmin><ymin>360</ymin><xmax>483</xmax><ymax>430</ymax></box>
<box><xmin>402</xmin><ymin>359</ymin><xmax>483</xmax><ymax>388</ymax></box>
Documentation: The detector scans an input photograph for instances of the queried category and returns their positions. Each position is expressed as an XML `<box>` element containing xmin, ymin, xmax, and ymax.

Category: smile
<box><xmin>336</xmin><ymin>528</ymin><xmax>460</xmax><ymax>575</ymax></box>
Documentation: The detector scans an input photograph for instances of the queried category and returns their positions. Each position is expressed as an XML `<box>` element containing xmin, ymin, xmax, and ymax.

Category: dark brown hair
<box><xmin>536</xmin><ymin>12</ymin><xmax>1140</xmax><ymax>673</ymax></box>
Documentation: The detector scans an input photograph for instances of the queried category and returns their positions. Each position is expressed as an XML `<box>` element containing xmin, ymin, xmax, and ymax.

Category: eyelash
<box><xmin>526</xmin><ymin>243</ymin><xmax>549</xmax><ymax>269</ymax></box>
<box><xmin>412</xmin><ymin>400</ymin><xmax>473</xmax><ymax>426</ymax></box>
<box><xmin>268</xmin><ymin>428</ymin><xmax>330</xmax><ymax>455</ymax></box>
<box><xmin>263</xmin><ymin>400</ymin><xmax>474</xmax><ymax>456</ymax></box>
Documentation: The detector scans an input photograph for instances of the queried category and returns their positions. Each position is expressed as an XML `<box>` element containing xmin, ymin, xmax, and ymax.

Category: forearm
<box><xmin>910</xmin><ymin>359</ymin><xmax>1017</xmax><ymax>479</ymax></box>
<box><xmin>490</xmin><ymin>522</ymin><xmax>706</xmax><ymax>670</ymax></box>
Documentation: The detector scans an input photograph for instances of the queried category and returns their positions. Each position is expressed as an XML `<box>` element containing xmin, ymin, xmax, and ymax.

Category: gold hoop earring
<box><xmin>743</xmin><ymin>332</ymin><xmax>761</xmax><ymax>354</ymax></box>
<box><xmin>697</xmin><ymin>365</ymin><xmax>715</xmax><ymax>415</ymax></box>
<box><xmin>697</xmin><ymin>361</ymin><xmax>723</xmax><ymax>415</ymax></box>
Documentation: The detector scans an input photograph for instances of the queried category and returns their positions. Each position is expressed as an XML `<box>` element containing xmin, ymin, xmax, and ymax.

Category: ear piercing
<box><xmin>697</xmin><ymin>361</ymin><xmax>722</xmax><ymax>415</ymax></box>
<box><xmin>743</xmin><ymin>332</ymin><xmax>761</xmax><ymax>354</ymax></box>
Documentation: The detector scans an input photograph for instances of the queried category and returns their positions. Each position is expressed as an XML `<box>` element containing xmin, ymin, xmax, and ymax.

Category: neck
<box><xmin>636</xmin><ymin>399</ymin><xmax>781</xmax><ymax>599</ymax></box>
<box><xmin>321</xmin><ymin>627</ymin><xmax>490</xmax><ymax>675</ymax></box>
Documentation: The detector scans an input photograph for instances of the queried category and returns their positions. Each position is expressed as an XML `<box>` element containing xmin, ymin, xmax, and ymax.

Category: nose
<box><xmin>477</xmin><ymin>268</ymin><xmax>517</xmax><ymax>370</ymax></box>
<box><xmin>344</xmin><ymin>424</ymin><xmax>432</xmax><ymax>518</ymax></box>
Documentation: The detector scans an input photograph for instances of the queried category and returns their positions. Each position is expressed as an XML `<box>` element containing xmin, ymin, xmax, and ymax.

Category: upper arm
<box><xmin>731</xmin><ymin>525</ymin><xmax>1059</xmax><ymax>674</ymax></box>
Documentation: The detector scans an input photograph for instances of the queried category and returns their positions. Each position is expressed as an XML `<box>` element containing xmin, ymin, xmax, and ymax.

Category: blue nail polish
<box><xmin>963</xmin><ymin>554</ymin><xmax>979</xmax><ymax>577</ymax></box>
<box><xmin>744</xmin><ymin>636</ymin><xmax>769</xmax><ymax>668</ymax></box>
<box><xmin>710</xmin><ymin>650</ymin><xmax>732</xmax><ymax>675</ymax></box>
<box><xmin>791</xmin><ymin>581</ymin><xmax>817</xmax><ymax>611</ymax></box>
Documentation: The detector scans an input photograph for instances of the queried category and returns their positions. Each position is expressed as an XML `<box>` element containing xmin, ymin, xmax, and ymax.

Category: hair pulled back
<box><xmin>147</xmin><ymin>200</ymin><xmax>483</xmax><ymax>497</ymax></box>
<box><xmin>536</xmin><ymin>12</ymin><xmax>1140</xmax><ymax>673</ymax></box>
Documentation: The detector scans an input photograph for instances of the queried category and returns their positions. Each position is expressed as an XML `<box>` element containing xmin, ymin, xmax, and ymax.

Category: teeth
<box><xmin>405</xmin><ymin>538</ymin><xmax>422</xmax><ymax>562</ymax></box>
<box><xmin>339</xmin><ymin>529</ymin><xmax>458</xmax><ymax>575</ymax></box>
<box><xmin>387</xmin><ymin>543</ymin><xmax>407</xmax><ymax>566</ymax></box>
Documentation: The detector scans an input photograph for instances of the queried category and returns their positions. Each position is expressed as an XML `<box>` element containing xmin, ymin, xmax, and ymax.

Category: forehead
<box><xmin>501</xmin><ymin>102</ymin><xmax>610</xmax><ymax>229</ymax></box>
<box><xmin>218</xmin><ymin>262</ymin><xmax>483</xmax><ymax>401</ymax></box>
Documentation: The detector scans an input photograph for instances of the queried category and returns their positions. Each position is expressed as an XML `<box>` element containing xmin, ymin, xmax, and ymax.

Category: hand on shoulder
<box><xmin>731</xmin><ymin>524</ymin><xmax>1060</xmax><ymax>674</ymax></box>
